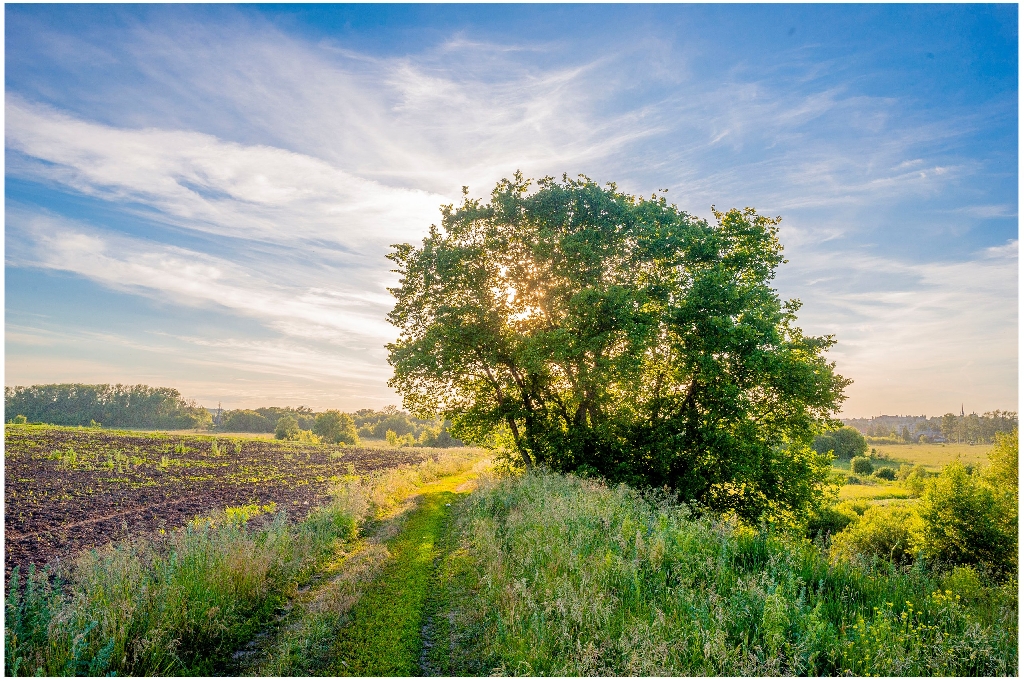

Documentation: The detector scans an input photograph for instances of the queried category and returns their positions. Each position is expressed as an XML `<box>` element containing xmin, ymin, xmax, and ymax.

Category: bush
<box><xmin>986</xmin><ymin>428</ymin><xmax>1018</xmax><ymax>493</ymax></box>
<box><xmin>222</xmin><ymin>409</ymin><xmax>274</xmax><ymax>433</ymax></box>
<box><xmin>874</xmin><ymin>466</ymin><xmax>897</xmax><ymax>481</ymax></box>
<box><xmin>850</xmin><ymin>456</ymin><xmax>873</xmax><ymax>475</ymax></box>
<box><xmin>275</xmin><ymin>416</ymin><xmax>301</xmax><ymax>441</ymax></box>
<box><xmin>919</xmin><ymin>461</ymin><xmax>1016</xmax><ymax>574</ymax></box>
<box><xmin>10</xmin><ymin>415</ymin><xmax>27</xmax><ymax>424</ymax></box>
<box><xmin>806</xmin><ymin>504</ymin><xmax>858</xmax><ymax>539</ymax></box>
<box><xmin>313</xmin><ymin>410</ymin><xmax>359</xmax><ymax>445</ymax></box>
<box><xmin>813</xmin><ymin>426</ymin><xmax>868</xmax><ymax>460</ymax></box>
<box><xmin>899</xmin><ymin>464</ymin><xmax>929</xmax><ymax>496</ymax></box>
<box><xmin>829</xmin><ymin>504</ymin><xmax>924</xmax><ymax>565</ymax></box>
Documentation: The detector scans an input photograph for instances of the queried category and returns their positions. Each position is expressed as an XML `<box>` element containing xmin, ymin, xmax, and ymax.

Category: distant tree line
<box><xmin>4</xmin><ymin>384</ymin><xmax>211</xmax><ymax>429</ymax></box>
<box><xmin>843</xmin><ymin>411</ymin><xmax>1017</xmax><ymax>444</ymax></box>
<box><xmin>218</xmin><ymin>404</ymin><xmax>462</xmax><ymax>447</ymax></box>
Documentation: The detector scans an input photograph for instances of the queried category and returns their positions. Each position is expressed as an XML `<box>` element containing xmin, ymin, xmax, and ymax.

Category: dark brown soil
<box><xmin>4</xmin><ymin>425</ymin><xmax>433</xmax><ymax>575</ymax></box>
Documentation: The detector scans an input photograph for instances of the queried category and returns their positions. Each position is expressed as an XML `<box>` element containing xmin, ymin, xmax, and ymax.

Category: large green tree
<box><xmin>387</xmin><ymin>173</ymin><xmax>849</xmax><ymax>521</ymax></box>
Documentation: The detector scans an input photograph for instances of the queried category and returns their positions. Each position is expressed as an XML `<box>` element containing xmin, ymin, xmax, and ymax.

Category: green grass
<box><xmin>329</xmin><ymin>490</ymin><xmax>456</xmax><ymax>675</ymax></box>
<box><xmin>5</xmin><ymin>451</ymin><xmax>488</xmax><ymax>677</ymax></box>
<box><xmin>5</xmin><ymin>500</ymin><xmax>359</xmax><ymax>676</ymax></box>
<box><xmin>426</xmin><ymin>470</ymin><xmax>1017</xmax><ymax>676</ymax></box>
<box><xmin>870</xmin><ymin>442</ymin><xmax>992</xmax><ymax>471</ymax></box>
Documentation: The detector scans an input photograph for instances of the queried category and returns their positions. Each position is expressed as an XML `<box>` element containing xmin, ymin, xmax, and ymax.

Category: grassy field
<box><xmin>5</xmin><ymin>427</ymin><xmax>1015</xmax><ymax>676</ymax></box>
<box><xmin>869</xmin><ymin>442</ymin><xmax>993</xmax><ymax>470</ymax></box>
<box><xmin>831</xmin><ymin>441</ymin><xmax>996</xmax><ymax>503</ymax></box>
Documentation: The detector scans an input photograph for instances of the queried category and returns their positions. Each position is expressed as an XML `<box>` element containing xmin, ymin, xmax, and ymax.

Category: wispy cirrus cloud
<box><xmin>5</xmin><ymin>5</ymin><xmax>1016</xmax><ymax>413</ymax></box>
<box><xmin>7</xmin><ymin>210</ymin><xmax>398</xmax><ymax>347</ymax></box>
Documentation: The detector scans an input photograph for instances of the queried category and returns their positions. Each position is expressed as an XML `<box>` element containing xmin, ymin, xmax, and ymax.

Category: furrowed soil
<box><xmin>4</xmin><ymin>425</ymin><xmax>451</xmax><ymax>575</ymax></box>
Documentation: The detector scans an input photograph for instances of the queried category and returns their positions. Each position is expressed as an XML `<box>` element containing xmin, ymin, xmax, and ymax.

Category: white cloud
<box><xmin>6</xmin><ymin>97</ymin><xmax>446</xmax><ymax>252</ymax></box>
<box><xmin>778</xmin><ymin>241</ymin><xmax>1017</xmax><ymax>415</ymax></box>
<box><xmin>8</xmin><ymin>211</ymin><xmax>398</xmax><ymax>346</ymax></box>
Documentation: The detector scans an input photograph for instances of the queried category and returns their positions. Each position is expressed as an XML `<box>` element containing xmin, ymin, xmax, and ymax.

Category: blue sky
<box><xmin>5</xmin><ymin>4</ymin><xmax>1017</xmax><ymax>416</ymax></box>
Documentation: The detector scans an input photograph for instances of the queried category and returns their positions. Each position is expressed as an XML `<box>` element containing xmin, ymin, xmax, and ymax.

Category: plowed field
<box><xmin>4</xmin><ymin>425</ymin><xmax>436</xmax><ymax>574</ymax></box>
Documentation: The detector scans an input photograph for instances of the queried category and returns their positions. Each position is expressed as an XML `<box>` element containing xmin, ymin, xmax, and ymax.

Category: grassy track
<box><xmin>329</xmin><ymin>488</ymin><xmax>456</xmax><ymax>675</ymax></box>
<box><xmin>248</xmin><ymin>468</ymin><xmax>482</xmax><ymax>676</ymax></box>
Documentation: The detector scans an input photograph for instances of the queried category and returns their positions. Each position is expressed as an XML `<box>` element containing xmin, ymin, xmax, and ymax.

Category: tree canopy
<box><xmin>387</xmin><ymin>173</ymin><xmax>849</xmax><ymax>521</ymax></box>
<box><xmin>4</xmin><ymin>383</ymin><xmax>210</xmax><ymax>430</ymax></box>
<box><xmin>812</xmin><ymin>426</ymin><xmax>868</xmax><ymax>460</ymax></box>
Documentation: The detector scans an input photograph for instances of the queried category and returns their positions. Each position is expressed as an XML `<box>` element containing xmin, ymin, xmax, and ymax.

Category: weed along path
<box><xmin>244</xmin><ymin>462</ymin><xmax>485</xmax><ymax>677</ymax></box>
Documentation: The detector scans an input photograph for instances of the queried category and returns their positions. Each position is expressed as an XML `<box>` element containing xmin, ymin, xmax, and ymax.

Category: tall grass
<box><xmin>5</xmin><ymin>450</ymin><xmax>483</xmax><ymax>676</ymax></box>
<box><xmin>429</xmin><ymin>470</ymin><xmax>1017</xmax><ymax>676</ymax></box>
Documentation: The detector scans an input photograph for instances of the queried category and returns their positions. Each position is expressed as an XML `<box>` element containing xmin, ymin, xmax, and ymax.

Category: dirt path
<box><xmin>238</xmin><ymin>469</ymin><xmax>483</xmax><ymax>676</ymax></box>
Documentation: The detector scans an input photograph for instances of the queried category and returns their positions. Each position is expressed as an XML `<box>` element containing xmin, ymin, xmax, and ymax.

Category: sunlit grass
<box><xmin>427</xmin><ymin>470</ymin><xmax>1017</xmax><ymax>676</ymax></box>
<box><xmin>4</xmin><ymin>450</ymin><xmax>488</xmax><ymax>677</ymax></box>
<box><xmin>837</xmin><ymin>482</ymin><xmax>914</xmax><ymax>501</ymax></box>
<box><xmin>871</xmin><ymin>442</ymin><xmax>992</xmax><ymax>471</ymax></box>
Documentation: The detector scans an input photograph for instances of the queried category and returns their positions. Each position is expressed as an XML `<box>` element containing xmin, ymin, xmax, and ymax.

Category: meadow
<box><xmin>4</xmin><ymin>425</ymin><xmax>1017</xmax><ymax>676</ymax></box>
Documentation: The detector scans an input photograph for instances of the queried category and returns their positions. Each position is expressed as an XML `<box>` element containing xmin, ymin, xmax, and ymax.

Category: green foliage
<box><xmin>986</xmin><ymin>427</ymin><xmax>1018</xmax><ymax>493</ymax></box>
<box><xmin>10</xmin><ymin>414</ymin><xmax>27</xmax><ymax>424</ymax></box>
<box><xmin>387</xmin><ymin>173</ymin><xmax>849</xmax><ymax>522</ymax></box>
<box><xmin>275</xmin><ymin>415</ymin><xmax>301</xmax><ymax>441</ymax></box>
<box><xmin>874</xmin><ymin>466</ymin><xmax>897</xmax><ymax>481</ymax></box>
<box><xmin>221</xmin><ymin>409</ymin><xmax>273</xmax><ymax>432</ymax></box>
<box><xmin>899</xmin><ymin>464</ymin><xmax>930</xmax><ymax>496</ymax></box>
<box><xmin>850</xmin><ymin>456</ymin><xmax>874</xmax><ymax>475</ymax></box>
<box><xmin>428</xmin><ymin>470</ymin><xmax>1016</xmax><ymax>676</ymax></box>
<box><xmin>313</xmin><ymin>410</ymin><xmax>359</xmax><ymax>445</ymax></box>
<box><xmin>813</xmin><ymin>425</ymin><xmax>867</xmax><ymax>460</ymax></box>
<box><xmin>351</xmin><ymin>407</ymin><xmax>462</xmax><ymax>447</ymax></box>
<box><xmin>4</xmin><ymin>496</ymin><xmax>361</xmax><ymax>676</ymax></box>
<box><xmin>4</xmin><ymin>384</ymin><xmax>210</xmax><ymax>429</ymax></box>
<box><xmin>919</xmin><ymin>461</ymin><xmax>1016</xmax><ymax>574</ymax></box>
<box><xmin>331</xmin><ymin>492</ymin><xmax>456</xmax><ymax>675</ymax></box>
<box><xmin>829</xmin><ymin>505</ymin><xmax>924</xmax><ymax>565</ymax></box>
<box><xmin>941</xmin><ymin>411</ymin><xmax>1018</xmax><ymax>444</ymax></box>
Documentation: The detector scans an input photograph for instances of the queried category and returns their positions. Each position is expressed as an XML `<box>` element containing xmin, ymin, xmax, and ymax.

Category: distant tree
<box><xmin>3</xmin><ymin>384</ymin><xmax>209</xmax><ymax>429</ymax></box>
<box><xmin>275</xmin><ymin>415</ymin><xmax>300</xmax><ymax>441</ymax></box>
<box><xmin>222</xmin><ymin>409</ymin><xmax>274</xmax><ymax>433</ymax></box>
<box><xmin>941</xmin><ymin>413</ymin><xmax>960</xmax><ymax>444</ymax></box>
<box><xmin>812</xmin><ymin>426</ymin><xmax>867</xmax><ymax>460</ymax></box>
<box><xmin>387</xmin><ymin>173</ymin><xmax>849</xmax><ymax>522</ymax></box>
<box><xmin>313</xmin><ymin>410</ymin><xmax>359</xmax><ymax>445</ymax></box>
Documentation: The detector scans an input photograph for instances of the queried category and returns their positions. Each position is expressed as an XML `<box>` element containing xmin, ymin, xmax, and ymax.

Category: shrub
<box><xmin>313</xmin><ymin>410</ymin><xmax>359</xmax><ymax>445</ymax></box>
<box><xmin>10</xmin><ymin>415</ymin><xmax>27</xmax><ymax>424</ymax></box>
<box><xmin>919</xmin><ymin>461</ymin><xmax>1016</xmax><ymax>574</ymax></box>
<box><xmin>829</xmin><ymin>504</ymin><xmax>924</xmax><ymax>565</ymax></box>
<box><xmin>874</xmin><ymin>466</ymin><xmax>897</xmax><ymax>481</ymax></box>
<box><xmin>223</xmin><ymin>409</ymin><xmax>273</xmax><ymax>433</ymax></box>
<box><xmin>850</xmin><ymin>456</ymin><xmax>873</xmax><ymax>476</ymax></box>
<box><xmin>806</xmin><ymin>504</ymin><xmax>858</xmax><ymax>539</ymax></box>
<box><xmin>986</xmin><ymin>428</ymin><xmax>1018</xmax><ymax>493</ymax></box>
<box><xmin>813</xmin><ymin>426</ymin><xmax>868</xmax><ymax>460</ymax></box>
<box><xmin>941</xmin><ymin>565</ymin><xmax>983</xmax><ymax>602</ymax></box>
<box><xmin>275</xmin><ymin>415</ymin><xmax>300</xmax><ymax>441</ymax></box>
<box><xmin>899</xmin><ymin>464</ymin><xmax>929</xmax><ymax>496</ymax></box>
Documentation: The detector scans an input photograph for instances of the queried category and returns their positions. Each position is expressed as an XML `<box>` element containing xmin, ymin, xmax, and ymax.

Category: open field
<box><xmin>3</xmin><ymin>425</ymin><xmax>475</xmax><ymax>574</ymax></box>
<box><xmin>832</xmin><ymin>441</ymin><xmax>997</xmax><ymax>504</ymax></box>
<box><xmin>867</xmin><ymin>442</ymin><xmax>992</xmax><ymax>470</ymax></box>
